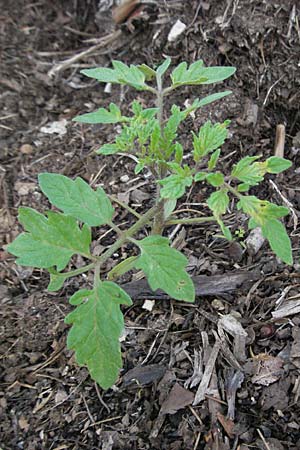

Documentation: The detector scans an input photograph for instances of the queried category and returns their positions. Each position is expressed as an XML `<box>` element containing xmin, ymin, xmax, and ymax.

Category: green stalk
<box><xmin>152</xmin><ymin>74</ymin><xmax>167</xmax><ymax>235</ymax></box>
<box><xmin>51</xmin><ymin>262</ymin><xmax>96</xmax><ymax>282</ymax></box>
<box><xmin>96</xmin><ymin>204</ymin><xmax>159</xmax><ymax>266</ymax></box>
<box><xmin>165</xmin><ymin>216</ymin><xmax>216</xmax><ymax>226</ymax></box>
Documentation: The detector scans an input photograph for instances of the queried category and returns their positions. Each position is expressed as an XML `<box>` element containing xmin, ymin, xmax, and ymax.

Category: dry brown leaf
<box><xmin>160</xmin><ymin>383</ymin><xmax>194</xmax><ymax>414</ymax></box>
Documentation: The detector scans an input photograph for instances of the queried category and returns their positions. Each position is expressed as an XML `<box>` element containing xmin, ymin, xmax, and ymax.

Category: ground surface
<box><xmin>1</xmin><ymin>1</ymin><xmax>300</xmax><ymax>449</ymax></box>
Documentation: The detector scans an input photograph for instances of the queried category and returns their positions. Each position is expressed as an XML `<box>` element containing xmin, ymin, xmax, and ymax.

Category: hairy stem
<box><xmin>223</xmin><ymin>181</ymin><xmax>243</xmax><ymax>199</ymax></box>
<box><xmin>165</xmin><ymin>216</ymin><xmax>216</xmax><ymax>226</ymax></box>
<box><xmin>152</xmin><ymin>74</ymin><xmax>167</xmax><ymax>235</ymax></box>
<box><xmin>51</xmin><ymin>262</ymin><xmax>96</xmax><ymax>282</ymax></box>
<box><xmin>95</xmin><ymin>204</ymin><xmax>159</xmax><ymax>266</ymax></box>
<box><xmin>109</xmin><ymin>194</ymin><xmax>142</xmax><ymax>219</ymax></box>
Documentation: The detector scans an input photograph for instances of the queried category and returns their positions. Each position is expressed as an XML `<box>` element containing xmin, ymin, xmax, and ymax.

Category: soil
<box><xmin>1</xmin><ymin>1</ymin><xmax>300</xmax><ymax>449</ymax></box>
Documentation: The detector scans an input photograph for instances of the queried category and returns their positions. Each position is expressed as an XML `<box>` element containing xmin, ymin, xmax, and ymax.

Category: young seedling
<box><xmin>7</xmin><ymin>59</ymin><xmax>293</xmax><ymax>389</ymax></box>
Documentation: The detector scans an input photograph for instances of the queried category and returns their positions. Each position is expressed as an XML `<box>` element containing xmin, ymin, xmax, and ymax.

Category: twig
<box><xmin>193</xmin><ymin>339</ymin><xmax>221</xmax><ymax>405</ymax></box>
<box><xmin>263</xmin><ymin>76</ymin><xmax>284</xmax><ymax>106</ymax></box>
<box><xmin>48</xmin><ymin>30</ymin><xmax>122</xmax><ymax>78</ymax></box>
<box><xmin>81</xmin><ymin>393</ymin><xmax>95</xmax><ymax>425</ymax></box>
<box><xmin>269</xmin><ymin>179</ymin><xmax>298</xmax><ymax>231</ymax></box>
<box><xmin>257</xmin><ymin>428</ymin><xmax>272</xmax><ymax>450</ymax></box>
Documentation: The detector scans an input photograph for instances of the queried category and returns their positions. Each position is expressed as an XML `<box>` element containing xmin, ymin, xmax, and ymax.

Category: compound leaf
<box><xmin>134</xmin><ymin>236</ymin><xmax>195</xmax><ymax>302</ymax></box>
<box><xmin>39</xmin><ymin>173</ymin><xmax>114</xmax><ymax>227</ymax></box>
<box><xmin>65</xmin><ymin>282</ymin><xmax>132</xmax><ymax>389</ymax></box>
<box><xmin>7</xmin><ymin>207</ymin><xmax>91</xmax><ymax>271</ymax></box>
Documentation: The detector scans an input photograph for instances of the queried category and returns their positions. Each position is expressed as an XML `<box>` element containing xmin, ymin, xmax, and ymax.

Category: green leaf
<box><xmin>134</xmin><ymin>236</ymin><xmax>195</xmax><ymax>302</ymax></box>
<box><xmin>107</xmin><ymin>256</ymin><xmax>138</xmax><ymax>281</ymax></box>
<box><xmin>81</xmin><ymin>67</ymin><xmax>119</xmax><ymax>83</ymax></box>
<box><xmin>194</xmin><ymin>172</ymin><xmax>207</xmax><ymax>182</ymax></box>
<box><xmin>171</xmin><ymin>61</ymin><xmax>207</xmax><ymax>86</ymax></box>
<box><xmin>137</xmin><ymin>64</ymin><xmax>156</xmax><ymax>81</ymax></box>
<box><xmin>216</xmin><ymin>217</ymin><xmax>232</xmax><ymax>241</ymax></box>
<box><xmin>159</xmin><ymin>174</ymin><xmax>193</xmax><ymax>199</ymax></box>
<box><xmin>69</xmin><ymin>289</ymin><xmax>93</xmax><ymax>305</ymax></box>
<box><xmin>200</xmin><ymin>66</ymin><xmax>236</xmax><ymax>84</ymax></box>
<box><xmin>208</xmin><ymin>149</ymin><xmax>221</xmax><ymax>170</ymax></box>
<box><xmin>261</xmin><ymin>219</ymin><xmax>292</xmax><ymax>265</ymax></box>
<box><xmin>140</xmin><ymin>108</ymin><xmax>159</xmax><ymax>120</ymax></box>
<box><xmin>47</xmin><ymin>269</ymin><xmax>67</xmax><ymax>291</ymax></box>
<box><xmin>174</xmin><ymin>142</ymin><xmax>183</xmax><ymax>164</ymax></box>
<box><xmin>198</xmin><ymin>91</ymin><xmax>232</xmax><ymax>107</ymax></box>
<box><xmin>193</xmin><ymin>121</ymin><xmax>229</xmax><ymax>162</ymax></box>
<box><xmin>96</xmin><ymin>143</ymin><xmax>120</xmax><ymax>155</ymax></box>
<box><xmin>65</xmin><ymin>282</ymin><xmax>132</xmax><ymax>389</ymax></box>
<box><xmin>231</xmin><ymin>156</ymin><xmax>266</xmax><ymax>185</ymax></box>
<box><xmin>7</xmin><ymin>207</ymin><xmax>91</xmax><ymax>271</ymax></box>
<box><xmin>237</xmin><ymin>196</ymin><xmax>289</xmax><ymax>224</ymax></box>
<box><xmin>156</xmin><ymin>57</ymin><xmax>171</xmax><ymax>77</ymax></box>
<box><xmin>164</xmin><ymin>198</ymin><xmax>177</xmax><ymax>219</ymax></box>
<box><xmin>73</xmin><ymin>103</ymin><xmax>126</xmax><ymax>124</ymax></box>
<box><xmin>206</xmin><ymin>172</ymin><xmax>224</xmax><ymax>187</ymax></box>
<box><xmin>112</xmin><ymin>61</ymin><xmax>147</xmax><ymax>90</ymax></box>
<box><xmin>237</xmin><ymin>183</ymin><xmax>250</xmax><ymax>192</ymax></box>
<box><xmin>39</xmin><ymin>173</ymin><xmax>114</xmax><ymax>227</ymax></box>
<box><xmin>170</xmin><ymin>61</ymin><xmax>235</xmax><ymax>87</ymax></box>
<box><xmin>134</xmin><ymin>161</ymin><xmax>145</xmax><ymax>174</ymax></box>
<box><xmin>266</xmin><ymin>156</ymin><xmax>292</xmax><ymax>174</ymax></box>
<box><xmin>207</xmin><ymin>189</ymin><xmax>229</xmax><ymax>216</ymax></box>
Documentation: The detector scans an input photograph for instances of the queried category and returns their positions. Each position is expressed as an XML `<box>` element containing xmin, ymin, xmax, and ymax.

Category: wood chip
<box><xmin>272</xmin><ymin>298</ymin><xmax>300</xmax><ymax>319</ymax></box>
<box><xmin>122</xmin><ymin>271</ymin><xmax>260</xmax><ymax>299</ymax></box>
<box><xmin>193</xmin><ymin>340</ymin><xmax>221</xmax><ymax>405</ymax></box>
<box><xmin>218</xmin><ymin>314</ymin><xmax>247</xmax><ymax>362</ymax></box>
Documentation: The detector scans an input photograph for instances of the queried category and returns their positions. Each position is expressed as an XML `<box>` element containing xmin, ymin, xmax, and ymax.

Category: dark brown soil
<box><xmin>1</xmin><ymin>1</ymin><xmax>300</xmax><ymax>449</ymax></box>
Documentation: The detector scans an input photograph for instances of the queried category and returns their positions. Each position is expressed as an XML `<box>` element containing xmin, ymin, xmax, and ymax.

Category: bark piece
<box><xmin>193</xmin><ymin>340</ymin><xmax>221</xmax><ymax>405</ymax></box>
<box><xmin>122</xmin><ymin>271</ymin><xmax>260</xmax><ymax>300</ymax></box>
<box><xmin>218</xmin><ymin>314</ymin><xmax>247</xmax><ymax>362</ymax></box>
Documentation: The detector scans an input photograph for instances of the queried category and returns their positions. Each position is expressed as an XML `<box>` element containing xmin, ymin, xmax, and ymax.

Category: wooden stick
<box><xmin>274</xmin><ymin>124</ymin><xmax>285</xmax><ymax>158</ymax></box>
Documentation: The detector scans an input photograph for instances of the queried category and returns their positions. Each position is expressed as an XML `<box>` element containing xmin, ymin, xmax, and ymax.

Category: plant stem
<box><xmin>109</xmin><ymin>194</ymin><xmax>142</xmax><ymax>219</ymax></box>
<box><xmin>52</xmin><ymin>262</ymin><xmax>96</xmax><ymax>282</ymax></box>
<box><xmin>165</xmin><ymin>216</ymin><xmax>216</xmax><ymax>226</ymax></box>
<box><xmin>96</xmin><ymin>204</ymin><xmax>159</xmax><ymax>266</ymax></box>
<box><xmin>223</xmin><ymin>181</ymin><xmax>243</xmax><ymax>199</ymax></box>
<box><xmin>152</xmin><ymin>74</ymin><xmax>167</xmax><ymax>235</ymax></box>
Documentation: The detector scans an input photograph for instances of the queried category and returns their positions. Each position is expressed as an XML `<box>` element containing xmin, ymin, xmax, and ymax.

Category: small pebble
<box><xmin>20</xmin><ymin>144</ymin><xmax>33</xmax><ymax>154</ymax></box>
<box><xmin>120</xmin><ymin>175</ymin><xmax>129</xmax><ymax>183</ymax></box>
